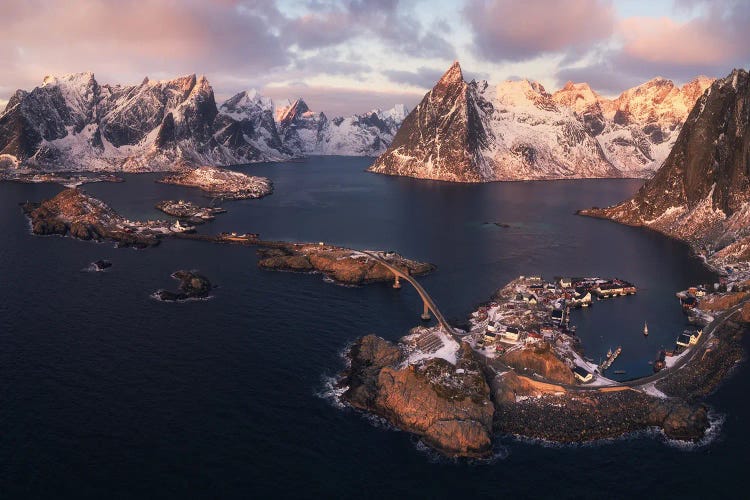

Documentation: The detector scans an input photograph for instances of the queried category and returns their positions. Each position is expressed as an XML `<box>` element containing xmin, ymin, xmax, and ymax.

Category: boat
<box><xmin>600</xmin><ymin>346</ymin><xmax>622</xmax><ymax>371</ymax></box>
<box><xmin>613</xmin><ymin>370</ymin><xmax>626</xmax><ymax>375</ymax></box>
<box><xmin>643</xmin><ymin>321</ymin><xmax>649</xmax><ymax>336</ymax></box>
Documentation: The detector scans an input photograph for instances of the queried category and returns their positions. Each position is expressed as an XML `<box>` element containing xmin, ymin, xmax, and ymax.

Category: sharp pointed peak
<box><xmin>438</xmin><ymin>61</ymin><xmax>464</xmax><ymax>86</ymax></box>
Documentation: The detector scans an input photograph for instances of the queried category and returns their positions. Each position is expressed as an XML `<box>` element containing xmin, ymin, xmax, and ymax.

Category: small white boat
<box><xmin>643</xmin><ymin>321</ymin><xmax>649</xmax><ymax>336</ymax></box>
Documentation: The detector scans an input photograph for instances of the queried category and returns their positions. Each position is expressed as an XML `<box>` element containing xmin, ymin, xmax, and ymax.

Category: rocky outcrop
<box><xmin>699</xmin><ymin>292</ymin><xmax>749</xmax><ymax>312</ymax></box>
<box><xmin>158</xmin><ymin>165</ymin><xmax>272</xmax><ymax>200</ymax></box>
<box><xmin>153</xmin><ymin>270</ymin><xmax>213</xmax><ymax>301</ymax></box>
<box><xmin>369</xmin><ymin>61</ymin><xmax>711</xmax><ymax>182</ymax></box>
<box><xmin>342</xmin><ymin>335</ymin><xmax>494</xmax><ymax>457</ymax></box>
<box><xmin>493</xmin><ymin>383</ymin><xmax>709</xmax><ymax>442</ymax></box>
<box><xmin>502</xmin><ymin>343</ymin><xmax>576</xmax><ymax>385</ymax></box>
<box><xmin>22</xmin><ymin>188</ymin><xmax>160</xmax><ymax>248</ymax></box>
<box><xmin>257</xmin><ymin>245</ymin><xmax>435</xmax><ymax>285</ymax></box>
<box><xmin>580</xmin><ymin>69</ymin><xmax>750</xmax><ymax>272</ymax></box>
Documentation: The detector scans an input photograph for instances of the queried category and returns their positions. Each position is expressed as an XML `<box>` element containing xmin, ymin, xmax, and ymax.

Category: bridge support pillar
<box><xmin>392</xmin><ymin>275</ymin><xmax>401</xmax><ymax>289</ymax></box>
<box><xmin>421</xmin><ymin>301</ymin><xmax>431</xmax><ymax>321</ymax></box>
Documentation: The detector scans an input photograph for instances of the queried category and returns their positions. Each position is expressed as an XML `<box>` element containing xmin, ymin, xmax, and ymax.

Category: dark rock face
<box><xmin>368</xmin><ymin>62</ymin><xmax>493</xmax><ymax>182</ymax></box>
<box><xmin>154</xmin><ymin>270</ymin><xmax>212</xmax><ymax>301</ymax></box>
<box><xmin>580</xmin><ymin>69</ymin><xmax>750</xmax><ymax>251</ymax></box>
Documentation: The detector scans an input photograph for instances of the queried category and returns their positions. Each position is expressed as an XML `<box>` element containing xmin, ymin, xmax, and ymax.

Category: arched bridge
<box><xmin>358</xmin><ymin>250</ymin><xmax>455</xmax><ymax>334</ymax></box>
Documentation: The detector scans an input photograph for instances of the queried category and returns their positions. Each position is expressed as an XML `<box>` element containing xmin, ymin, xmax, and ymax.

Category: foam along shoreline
<box><xmin>338</xmin><ymin>274</ymin><xmax>748</xmax><ymax>457</ymax></box>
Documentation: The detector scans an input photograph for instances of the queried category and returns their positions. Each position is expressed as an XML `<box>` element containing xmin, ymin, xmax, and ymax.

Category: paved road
<box><xmin>360</xmin><ymin>247</ymin><xmax>745</xmax><ymax>393</ymax></box>
<box><xmin>623</xmin><ymin>302</ymin><xmax>743</xmax><ymax>389</ymax></box>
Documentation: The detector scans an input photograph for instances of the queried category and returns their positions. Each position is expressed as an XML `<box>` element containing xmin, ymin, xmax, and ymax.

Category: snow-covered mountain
<box><xmin>275</xmin><ymin>98</ymin><xmax>407</xmax><ymax>157</ymax></box>
<box><xmin>369</xmin><ymin>62</ymin><xmax>712</xmax><ymax>182</ymax></box>
<box><xmin>553</xmin><ymin>76</ymin><xmax>714</xmax><ymax>176</ymax></box>
<box><xmin>0</xmin><ymin>73</ymin><xmax>407</xmax><ymax>171</ymax></box>
<box><xmin>581</xmin><ymin>69</ymin><xmax>750</xmax><ymax>272</ymax></box>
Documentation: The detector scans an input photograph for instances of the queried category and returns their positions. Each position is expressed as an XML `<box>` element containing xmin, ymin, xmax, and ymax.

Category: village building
<box><xmin>501</xmin><ymin>326</ymin><xmax>520</xmax><ymax>343</ymax></box>
<box><xmin>573</xmin><ymin>366</ymin><xmax>593</xmax><ymax>383</ymax></box>
<box><xmin>551</xmin><ymin>309</ymin><xmax>564</xmax><ymax>325</ymax></box>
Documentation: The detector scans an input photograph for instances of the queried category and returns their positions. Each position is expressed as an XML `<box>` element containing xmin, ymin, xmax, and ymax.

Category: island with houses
<box><xmin>338</xmin><ymin>273</ymin><xmax>748</xmax><ymax>457</ymax></box>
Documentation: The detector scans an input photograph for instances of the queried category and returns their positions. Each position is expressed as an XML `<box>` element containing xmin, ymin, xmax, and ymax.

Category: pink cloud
<box><xmin>0</xmin><ymin>0</ymin><xmax>288</xmax><ymax>92</ymax></box>
<box><xmin>619</xmin><ymin>16</ymin><xmax>738</xmax><ymax>66</ymax></box>
<box><xmin>464</xmin><ymin>0</ymin><xmax>615</xmax><ymax>62</ymax></box>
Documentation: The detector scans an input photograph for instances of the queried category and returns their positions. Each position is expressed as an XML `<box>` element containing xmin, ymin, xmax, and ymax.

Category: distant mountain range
<box><xmin>581</xmin><ymin>68</ymin><xmax>750</xmax><ymax>272</ymax></box>
<box><xmin>369</xmin><ymin>61</ymin><xmax>713</xmax><ymax>182</ymax></box>
<box><xmin>0</xmin><ymin>66</ymin><xmax>715</xmax><ymax>180</ymax></box>
<box><xmin>0</xmin><ymin>73</ymin><xmax>407</xmax><ymax>171</ymax></box>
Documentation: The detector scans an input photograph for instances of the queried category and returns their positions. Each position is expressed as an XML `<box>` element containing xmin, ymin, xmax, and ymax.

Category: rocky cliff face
<box><xmin>0</xmin><ymin>72</ymin><xmax>282</xmax><ymax>171</ymax></box>
<box><xmin>0</xmin><ymin>74</ymin><xmax>407</xmax><ymax>171</ymax></box>
<box><xmin>580</xmin><ymin>69</ymin><xmax>750</xmax><ymax>270</ymax></box>
<box><xmin>368</xmin><ymin>62</ymin><xmax>494</xmax><ymax>182</ymax></box>
<box><xmin>369</xmin><ymin>62</ymin><xmax>712</xmax><ymax>182</ymax></box>
<box><xmin>342</xmin><ymin>334</ymin><xmax>494</xmax><ymax>457</ymax></box>
<box><xmin>578</xmin><ymin>76</ymin><xmax>714</xmax><ymax>176</ymax></box>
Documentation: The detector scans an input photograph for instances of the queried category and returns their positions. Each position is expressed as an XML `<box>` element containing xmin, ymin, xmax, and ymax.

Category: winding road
<box><xmin>360</xmin><ymin>247</ymin><xmax>746</xmax><ymax>393</ymax></box>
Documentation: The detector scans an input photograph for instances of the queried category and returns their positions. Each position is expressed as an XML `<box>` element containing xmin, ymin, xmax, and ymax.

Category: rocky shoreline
<box><xmin>341</xmin><ymin>333</ymin><xmax>494</xmax><ymax>458</ymax></box>
<box><xmin>22</xmin><ymin>189</ymin><xmax>162</xmax><ymax>248</ymax></box>
<box><xmin>337</xmin><ymin>278</ymin><xmax>748</xmax><ymax>458</ymax></box>
<box><xmin>257</xmin><ymin>245</ymin><xmax>435</xmax><ymax>285</ymax></box>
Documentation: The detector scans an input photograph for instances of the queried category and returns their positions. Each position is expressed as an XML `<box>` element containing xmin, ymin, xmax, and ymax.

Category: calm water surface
<box><xmin>1</xmin><ymin>157</ymin><xmax>746</xmax><ymax>498</ymax></box>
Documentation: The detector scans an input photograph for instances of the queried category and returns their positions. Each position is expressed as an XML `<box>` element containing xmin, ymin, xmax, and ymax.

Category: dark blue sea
<box><xmin>1</xmin><ymin>157</ymin><xmax>746</xmax><ymax>498</ymax></box>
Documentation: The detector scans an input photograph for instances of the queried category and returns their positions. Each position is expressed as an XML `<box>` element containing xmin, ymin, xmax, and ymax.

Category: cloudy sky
<box><xmin>1</xmin><ymin>0</ymin><xmax>748</xmax><ymax>115</ymax></box>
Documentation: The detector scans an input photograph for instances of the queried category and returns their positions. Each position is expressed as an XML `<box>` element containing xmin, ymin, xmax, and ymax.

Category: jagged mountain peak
<box><xmin>552</xmin><ymin>81</ymin><xmax>605</xmax><ymax>114</ymax></box>
<box><xmin>277</xmin><ymin>98</ymin><xmax>311</xmax><ymax>128</ymax></box>
<box><xmin>41</xmin><ymin>72</ymin><xmax>97</xmax><ymax>88</ymax></box>
<box><xmin>495</xmin><ymin>79</ymin><xmax>557</xmax><ymax>112</ymax></box>
<box><xmin>380</xmin><ymin>104</ymin><xmax>409</xmax><ymax>122</ymax></box>
<box><xmin>369</xmin><ymin>62</ymin><xmax>714</xmax><ymax>183</ymax></box>
<box><xmin>220</xmin><ymin>89</ymin><xmax>274</xmax><ymax>115</ymax></box>
<box><xmin>438</xmin><ymin>61</ymin><xmax>464</xmax><ymax>86</ymax></box>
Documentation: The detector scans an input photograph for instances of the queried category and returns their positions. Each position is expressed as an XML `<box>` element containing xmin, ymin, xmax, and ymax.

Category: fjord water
<box><xmin>0</xmin><ymin>157</ymin><xmax>745</xmax><ymax>498</ymax></box>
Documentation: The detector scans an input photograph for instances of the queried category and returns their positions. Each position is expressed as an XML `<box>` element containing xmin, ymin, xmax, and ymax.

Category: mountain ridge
<box><xmin>369</xmin><ymin>62</ymin><xmax>714</xmax><ymax>182</ymax></box>
<box><xmin>580</xmin><ymin>68</ymin><xmax>750</xmax><ymax>273</ymax></box>
<box><xmin>0</xmin><ymin>73</ymin><xmax>408</xmax><ymax>171</ymax></box>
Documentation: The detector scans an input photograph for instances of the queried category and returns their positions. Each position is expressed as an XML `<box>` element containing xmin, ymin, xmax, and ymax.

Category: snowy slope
<box><xmin>273</xmin><ymin>98</ymin><xmax>406</xmax><ymax>157</ymax></box>
<box><xmin>0</xmin><ymin>74</ymin><xmax>408</xmax><ymax>171</ymax></box>
<box><xmin>370</xmin><ymin>62</ymin><xmax>712</xmax><ymax>182</ymax></box>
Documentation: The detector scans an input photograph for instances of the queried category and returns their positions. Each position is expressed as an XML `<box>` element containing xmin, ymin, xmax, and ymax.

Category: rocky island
<box><xmin>158</xmin><ymin>165</ymin><xmax>272</xmax><ymax>200</ymax></box>
<box><xmin>337</xmin><ymin>274</ymin><xmax>747</xmax><ymax>457</ymax></box>
<box><xmin>22</xmin><ymin>188</ymin><xmax>167</xmax><ymax>248</ymax></box>
<box><xmin>153</xmin><ymin>270</ymin><xmax>213</xmax><ymax>301</ymax></box>
<box><xmin>155</xmin><ymin>199</ymin><xmax>226</xmax><ymax>224</ymax></box>
<box><xmin>257</xmin><ymin>245</ymin><xmax>435</xmax><ymax>285</ymax></box>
